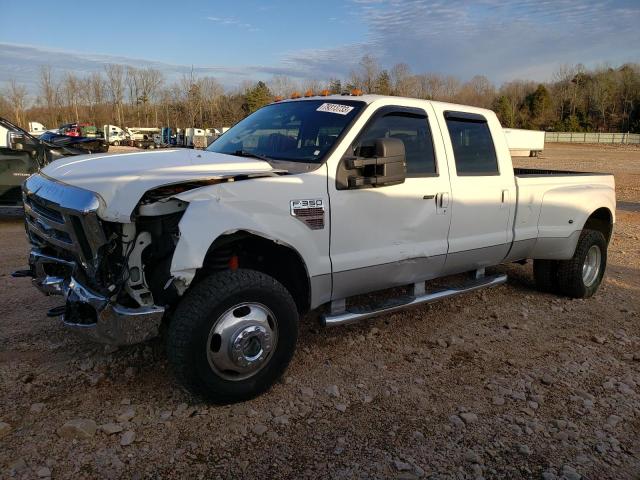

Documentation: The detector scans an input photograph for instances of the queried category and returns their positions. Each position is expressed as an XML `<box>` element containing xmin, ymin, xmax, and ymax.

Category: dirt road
<box><xmin>1</xmin><ymin>144</ymin><xmax>638</xmax><ymax>479</ymax></box>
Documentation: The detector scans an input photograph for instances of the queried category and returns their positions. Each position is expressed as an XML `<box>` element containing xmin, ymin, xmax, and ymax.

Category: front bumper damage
<box><xmin>29</xmin><ymin>249</ymin><xmax>165</xmax><ymax>346</ymax></box>
<box><xmin>22</xmin><ymin>173</ymin><xmax>165</xmax><ymax>346</ymax></box>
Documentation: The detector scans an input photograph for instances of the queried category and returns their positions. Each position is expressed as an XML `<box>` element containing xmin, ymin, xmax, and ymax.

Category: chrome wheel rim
<box><xmin>582</xmin><ymin>245</ymin><xmax>601</xmax><ymax>287</ymax></box>
<box><xmin>206</xmin><ymin>303</ymin><xmax>278</xmax><ymax>381</ymax></box>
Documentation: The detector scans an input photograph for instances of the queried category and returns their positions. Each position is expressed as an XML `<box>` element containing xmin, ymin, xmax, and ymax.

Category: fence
<box><xmin>545</xmin><ymin>132</ymin><xmax>640</xmax><ymax>144</ymax></box>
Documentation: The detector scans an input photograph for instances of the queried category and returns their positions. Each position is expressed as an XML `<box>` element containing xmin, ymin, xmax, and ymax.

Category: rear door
<box><xmin>435</xmin><ymin>109</ymin><xmax>515</xmax><ymax>274</ymax></box>
<box><xmin>328</xmin><ymin>103</ymin><xmax>452</xmax><ymax>299</ymax></box>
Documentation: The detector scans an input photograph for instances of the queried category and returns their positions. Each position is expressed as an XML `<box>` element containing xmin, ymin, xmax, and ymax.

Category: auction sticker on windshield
<box><xmin>316</xmin><ymin>103</ymin><xmax>355</xmax><ymax>115</ymax></box>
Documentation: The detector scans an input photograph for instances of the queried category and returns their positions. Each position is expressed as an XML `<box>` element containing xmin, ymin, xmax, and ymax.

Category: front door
<box><xmin>0</xmin><ymin>148</ymin><xmax>38</xmax><ymax>207</ymax></box>
<box><xmin>328</xmin><ymin>105</ymin><xmax>452</xmax><ymax>299</ymax></box>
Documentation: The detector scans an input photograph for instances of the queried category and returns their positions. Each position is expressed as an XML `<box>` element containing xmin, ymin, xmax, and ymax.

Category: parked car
<box><xmin>17</xmin><ymin>94</ymin><xmax>615</xmax><ymax>403</ymax></box>
<box><xmin>38</xmin><ymin>131</ymin><xmax>109</xmax><ymax>153</ymax></box>
<box><xmin>0</xmin><ymin>117</ymin><xmax>89</xmax><ymax>215</ymax></box>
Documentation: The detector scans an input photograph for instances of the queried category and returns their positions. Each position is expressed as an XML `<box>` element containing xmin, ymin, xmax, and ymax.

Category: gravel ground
<box><xmin>0</xmin><ymin>143</ymin><xmax>638</xmax><ymax>479</ymax></box>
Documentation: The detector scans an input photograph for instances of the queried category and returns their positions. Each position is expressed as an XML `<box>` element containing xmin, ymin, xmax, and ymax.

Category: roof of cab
<box><xmin>278</xmin><ymin>93</ymin><xmax>495</xmax><ymax>117</ymax></box>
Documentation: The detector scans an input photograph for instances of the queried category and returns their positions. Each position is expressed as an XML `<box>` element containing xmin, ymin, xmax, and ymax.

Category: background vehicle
<box><xmin>18</xmin><ymin>95</ymin><xmax>615</xmax><ymax>403</ymax></box>
<box><xmin>59</xmin><ymin>122</ymin><xmax>99</xmax><ymax>138</ymax></box>
<box><xmin>103</xmin><ymin>124</ymin><xmax>128</xmax><ymax>146</ymax></box>
<box><xmin>503</xmin><ymin>128</ymin><xmax>545</xmax><ymax>157</ymax></box>
<box><xmin>126</xmin><ymin>127</ymin><xmax>160</xmax><ymax>149</ymax></box>
<box><xmin>28</xmin><ymin>122</ymin><xmax>47</xmax><ymax>136</ymax></box>
<box><xmin>39</xmin><ymin>131</ymin><xmax>109</xmax><ymax>153</ymax></box>
<box><xmin>0</xmin><ymin>118</ymin><xmax>86</xmax><ymax>215</ymax></box>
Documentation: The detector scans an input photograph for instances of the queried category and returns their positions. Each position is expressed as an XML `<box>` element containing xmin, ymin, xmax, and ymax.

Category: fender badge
<box><xmin>290</xmin><ymin>199</ymin><xmax>325</xmax><ymax>230</ymax></box>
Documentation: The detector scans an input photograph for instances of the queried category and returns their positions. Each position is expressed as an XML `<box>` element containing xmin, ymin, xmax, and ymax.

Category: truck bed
<box><xmin>514</xmin><ymin>167</ymin><xmax>611</xmax><ymax>177</ymax></box>
<box><xmin>512</xmin><ymin>169</ymin><xmax>615</xmax><ymax>253</ymax></box>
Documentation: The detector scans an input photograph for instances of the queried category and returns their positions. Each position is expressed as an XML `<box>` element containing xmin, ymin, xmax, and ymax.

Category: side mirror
<box><xmin>342</xmin><ymin>137</ymin><xmax>406</xmax><ymax>189</ymax></box>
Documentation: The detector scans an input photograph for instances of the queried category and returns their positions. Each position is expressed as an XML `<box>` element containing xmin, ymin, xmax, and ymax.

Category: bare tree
<box><xmin>137</xmin><ymin>68</ymin><xmax>164</xmax><ymax>124</ymax></box>
<box><xmin>38</xmin><ymin>66</ymin><xmax>58</xmax><ymax>127</ymax></box>
<box><xmin>497</xmin><ymin>80</ymin><xmax>536</xmax><ymax>127</ymax></box>
<box><xmin>617</xmin><ymin>64</ymin><xmax>640</xmax><ymax>131</ymax></box>
<box><xmin>105</xmin><ymin>64</ymin><xmax>125</xmax><ymax>127</ymax></box>
<box><xmin>199</xmin><ymin>77</ymin><xmax>224</xmax><ymax>126</ymax></box>
<box><xmin>456</xmin><ymin>75</ymin><xmax>496</xmax><ymax>108</ymax></box>
<box><xmin>391</xmin><ymin>63</ymin><xmax>415</xmax><ymax>96</ymax></box>
<box><xmin>268</xmin><ymin>75</ymin><xmax>298</xmax><ymax>98</ymax></box>
<box><xmin>180</xmin><ymin>69</ymin><xmax>202</xmax><ymax>127</ymax></box>
<box><xmin>7</xmin><ymin>79</ymin><xmax>28</xmax><ymax>127</ymax></box>
<box><xmin>0</xmin><ymin>92</ymin><xmax>11</xmax><ymax>120</ymax></box>
<box><xmin>61</xmin><ymin>73</ymin><xmax>81</xmax><ymax>123</ymax></box>
<box><xmin>4</xmin><ymin>58</ymin><xmax>640</xmax><ymax>135</ymax></box>
<box><xmin>551</xmin><ymin>64</ymin><xmax>578</xmax><ymax>121</ymax></box>
<box><xmin>358</xmin><ymin>55</ymin><xmax>380</xmax><ymax>93</ymax></box>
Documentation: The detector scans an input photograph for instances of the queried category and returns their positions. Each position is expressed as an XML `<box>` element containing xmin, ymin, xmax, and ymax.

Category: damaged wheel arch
<box><xmin>188</xmin><ymin>230</ymin><xmax>312</xmax><ymax>315</ymax></box>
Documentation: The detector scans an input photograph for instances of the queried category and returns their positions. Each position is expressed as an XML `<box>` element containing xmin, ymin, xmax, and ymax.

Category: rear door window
<box><xmin>445</xmin><ymin>112</ymin><xmax>499</xmax><ymax>175</ymax></box>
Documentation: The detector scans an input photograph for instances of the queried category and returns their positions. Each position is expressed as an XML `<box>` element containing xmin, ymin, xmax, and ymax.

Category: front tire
<box><xmin>556</xmin><ymin>229</ymin><xmax>607</xmax><ymax>298</ymax></box>
<box><xmin>166</xmin><ymin>269</ymin><xmax>298</xmax><ymax>404</ymax></box>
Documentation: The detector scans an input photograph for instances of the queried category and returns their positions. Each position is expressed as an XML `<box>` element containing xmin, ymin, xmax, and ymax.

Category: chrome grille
<box><xmin>22</xmin><ymin>174</ymin><xmax>107</xmax><ymax>275</ymax></box>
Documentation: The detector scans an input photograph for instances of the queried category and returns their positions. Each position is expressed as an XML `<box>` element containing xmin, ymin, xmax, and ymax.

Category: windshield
<box><xmin>207</xmin><ymin>100</ymin><xmax>364</xmax><ymax>164</ymax></box>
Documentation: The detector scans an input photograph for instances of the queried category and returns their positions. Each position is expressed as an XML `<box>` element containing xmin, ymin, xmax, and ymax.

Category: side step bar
<box><xmin>322</xmin><ymin>273</ymin><xmax>507</xmax><ymax>327</ymax></box>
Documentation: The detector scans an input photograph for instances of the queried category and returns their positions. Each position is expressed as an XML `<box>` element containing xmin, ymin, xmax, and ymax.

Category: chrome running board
<box><xmin>322</xmin><ymin>273</ymin><xmax>507</xmax><ymax>327</ymax></box>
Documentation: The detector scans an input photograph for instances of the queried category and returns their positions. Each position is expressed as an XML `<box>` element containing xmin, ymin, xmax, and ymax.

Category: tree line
<box><xmin>1</xmin><ymin>56</ymin><xmax>639</xmax><ymax>133</ymax></box>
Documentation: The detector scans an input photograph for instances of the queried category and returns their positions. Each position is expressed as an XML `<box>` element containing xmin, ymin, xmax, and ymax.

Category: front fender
<box><xmin>169</xmin><ymin>168</ymin><xmax>331</xmax><ymax>286</ymax></box>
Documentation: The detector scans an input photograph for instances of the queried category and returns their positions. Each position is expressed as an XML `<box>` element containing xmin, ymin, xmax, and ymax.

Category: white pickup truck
<box><xmin>18</xmin><ymin>94</ymin><xmax>615</xmax><ymax>403</ymax></box>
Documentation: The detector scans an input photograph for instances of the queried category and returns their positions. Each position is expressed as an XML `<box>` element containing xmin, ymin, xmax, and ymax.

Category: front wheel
<box><xmin>556</xmin><ymin>229</ymin><xmax>607</xmax><ymax>298</ymax></box>
<box><xmin>166</xmin><ymin>269</ymin><xmax>299</xmax><ymax>404</ymax></box>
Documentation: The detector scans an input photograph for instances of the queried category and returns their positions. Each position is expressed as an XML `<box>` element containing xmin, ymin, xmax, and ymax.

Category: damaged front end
<box><xmin>20</xmin><ymin>174</ymin><xmax>184</xmax><ymax>345</ymax></box>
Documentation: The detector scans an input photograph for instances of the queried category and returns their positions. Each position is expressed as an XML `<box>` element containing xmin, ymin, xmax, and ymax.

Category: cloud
<box><xmin>205</xmin><ymin>16</ymin><xmax>259</xmax><ymax>32</ymax></box>
<box><xmin>347</xmin><ymin>0</ymin><xmax>640</xmax><ymax>81</ymax></box>
<box><xmin>0</xmin><ymin>43</ymin><xmax>307</xmax><ymax>95</ymax></box>
<box><xmin>255</xmin><ymin>0</ymin><xmax>640</xmax><ymax>86</ymax></box>
<box><xmin>1</xmin><ymin>1</ymin><xmax>638</xmax><ymax>97</ymax></box>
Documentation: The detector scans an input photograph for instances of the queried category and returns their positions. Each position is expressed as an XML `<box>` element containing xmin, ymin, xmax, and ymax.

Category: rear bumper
<box><xmin>29</xmin><ymin>250</ymin><xmax>165</xmax><ymax>346</ymax></box>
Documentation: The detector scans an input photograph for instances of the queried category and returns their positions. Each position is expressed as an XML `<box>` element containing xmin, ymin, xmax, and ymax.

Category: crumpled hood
<box><xmin>41</xmin><ymin>149</ymin><xmax>277</xmax><ymax>222</ymax></box>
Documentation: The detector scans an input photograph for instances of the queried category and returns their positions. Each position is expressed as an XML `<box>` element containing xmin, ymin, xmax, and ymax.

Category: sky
<box><xmin>1</xmin><ymin>0</ymin><xmax>639</xmax><ymax>95</ymax></box>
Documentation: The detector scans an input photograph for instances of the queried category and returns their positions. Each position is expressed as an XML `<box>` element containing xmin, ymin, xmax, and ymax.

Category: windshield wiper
<box><xmin>233</xmin><ymin>150</ymin><xmax>272</xmax><ymax>162</ymax></box>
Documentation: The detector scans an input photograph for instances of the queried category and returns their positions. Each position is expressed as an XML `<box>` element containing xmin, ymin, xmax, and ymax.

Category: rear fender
<box><xmin>532</xmin><ymin>184</ymin><xmax>615</xmax><ymax>259</ymax></box>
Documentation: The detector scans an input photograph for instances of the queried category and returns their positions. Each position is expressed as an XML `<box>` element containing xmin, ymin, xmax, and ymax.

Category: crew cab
<box><xmin>18</xmin><ymin>95</ymin><xmax>615</xmax><ymax>403</ymax></box>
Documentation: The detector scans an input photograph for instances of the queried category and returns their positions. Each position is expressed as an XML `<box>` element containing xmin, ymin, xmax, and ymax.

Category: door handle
<box><xmin>501</xmin><ymin>189</ymin><xmax>509</xmax><ymax>208</ymax></box>
<box><xmin>423</xmin><ymin>195</ymin><xmax>435</xmax><ymax>200</ymax></box>
<box><xmin>439</xmin><ymin>192</ymin><xmax>450</xmax><ymax>208</ymax></box>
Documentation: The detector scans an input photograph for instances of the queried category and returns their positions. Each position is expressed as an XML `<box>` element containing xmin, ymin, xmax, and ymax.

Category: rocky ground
<box><xmin>0</xmin><ymin>143</ymin><xmax>638</xmax><ymax>479</ymax></box>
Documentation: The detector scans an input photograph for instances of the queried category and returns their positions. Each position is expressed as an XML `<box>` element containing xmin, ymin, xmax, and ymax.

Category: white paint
<box><xmin>41</xmin><ymin>149</ymin><xmax>278</xmax><ymax>222</ymax></box>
